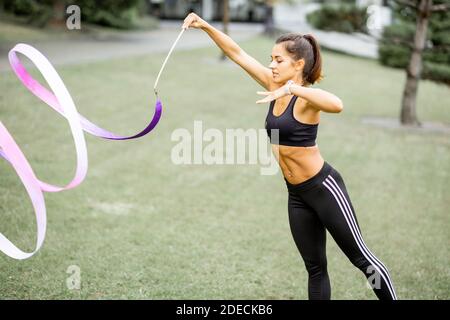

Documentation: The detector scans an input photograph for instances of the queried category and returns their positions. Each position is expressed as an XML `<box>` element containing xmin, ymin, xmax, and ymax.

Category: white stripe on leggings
<box><xmin>327</xmin><ymin>175</ymin><xmax>396</xmax><ymax>287</ymax></box>
<box><xmin>322</xmin><ymin>176</ymin><xmax>397</xmax><ymax>300</ymax></box>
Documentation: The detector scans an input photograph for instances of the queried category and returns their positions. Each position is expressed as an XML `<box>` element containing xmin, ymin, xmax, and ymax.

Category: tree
<box><xmin>49</xmin><ymin>0</ymin><xmax>66</xmax><ymax>26</ymax></box>
<box><xmin>264</xmin><ymin>0</ymin><xmax>275</xmax><ymax>36</ymax></box>
<box><xmin>392</xmin><ymin>0</ymin><xmax>449</xmax><ymax>126</ymax></box>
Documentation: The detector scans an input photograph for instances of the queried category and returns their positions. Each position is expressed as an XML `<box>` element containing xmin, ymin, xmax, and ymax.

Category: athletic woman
<box><xmin>182</xmin><ymin>13</ymin><xmax>397</xmax><ymax>300</ymax></box>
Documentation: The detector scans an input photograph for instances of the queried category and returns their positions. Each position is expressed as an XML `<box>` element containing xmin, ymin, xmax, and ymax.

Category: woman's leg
<box><xmin>304</xmin><ymin>167</ymin><xmax>398</xmax><ymax>300</ymax></box>
<box><xmin>288</xmin><ymin>191</ymin><xmax>330</xmax><ymax>300</ymax></box>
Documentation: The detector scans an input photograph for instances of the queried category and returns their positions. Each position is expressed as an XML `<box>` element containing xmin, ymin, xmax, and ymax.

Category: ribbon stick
<box><xmin>0</xmin><ymin>29</ymin><xmax>186</xmax><ymax>260</ymax></box>
<box><xmin>154</xmin><ymin>28</ymin><xmax>185</xmax><ymax>96</ymax></box>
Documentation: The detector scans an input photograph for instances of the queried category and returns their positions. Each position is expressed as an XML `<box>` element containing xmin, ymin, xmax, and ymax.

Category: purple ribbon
<box><xmin>0</xmin><ymin>43</ymin><xmax>164</xmax><ymax>259</ymax></box>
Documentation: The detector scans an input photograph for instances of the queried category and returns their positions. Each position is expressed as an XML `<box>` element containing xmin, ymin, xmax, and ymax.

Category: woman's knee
<box><xmin>304</xmin><ymin>259</ymin><xmax>328</xmax><ymax>277</ymax></box>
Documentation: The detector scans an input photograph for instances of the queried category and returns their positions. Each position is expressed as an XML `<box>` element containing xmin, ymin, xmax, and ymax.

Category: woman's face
<box><xmin>269</xmin><ymin>43</ymin><xmax>304</xmax><ymax>85</ymax></box>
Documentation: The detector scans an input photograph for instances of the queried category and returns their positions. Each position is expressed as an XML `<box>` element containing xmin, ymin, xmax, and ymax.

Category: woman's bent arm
<box><xmin>201</xmin><ymin>22</ymin><xmax>241</xmax><ymax>59</ymax></box>
<box><xmin>183</xmin><ymin>13</ymin><xmax>272</xmax><ymax>90</ymax></box>
<box><xmin>202</xmin><ymin>23</ymin><xmax>272</xmax><ymax>90</ymax></box>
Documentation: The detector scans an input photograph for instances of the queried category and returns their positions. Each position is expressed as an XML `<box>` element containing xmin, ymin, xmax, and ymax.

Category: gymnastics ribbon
<box><xmin>0</xmin><ymin>28</ymin><xmax>186</xmax><ymax>260</ymax></box>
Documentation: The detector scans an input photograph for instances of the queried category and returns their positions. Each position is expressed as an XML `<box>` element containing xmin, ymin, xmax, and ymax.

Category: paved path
<box><xmin>274</xmin><ymin>2</ymin><xmax>379</xmax><ymax>59</ymax></box>
<box><xmin>0</xmin><ymin>21</ymin><xmax>263</xmax><ymax>72</ymax></box>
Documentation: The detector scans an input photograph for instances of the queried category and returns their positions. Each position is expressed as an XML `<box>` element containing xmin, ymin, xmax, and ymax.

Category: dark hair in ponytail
<box><xmin>275</xmin><ymin>33</ymin><xmax>324</xmax><ymax>85</ymax></box>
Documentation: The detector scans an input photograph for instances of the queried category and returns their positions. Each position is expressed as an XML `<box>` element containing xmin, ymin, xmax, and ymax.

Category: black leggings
<box><xmin>285</xmin><ymin>161</ymin><xmax>397</xmax><ymax>300</ymax></box>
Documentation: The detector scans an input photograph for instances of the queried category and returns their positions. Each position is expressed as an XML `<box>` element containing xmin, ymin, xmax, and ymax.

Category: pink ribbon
<box><xmin>0</xmin><ymin>43</ymin><xmax>163</xmax><ymax>259</ymax></box>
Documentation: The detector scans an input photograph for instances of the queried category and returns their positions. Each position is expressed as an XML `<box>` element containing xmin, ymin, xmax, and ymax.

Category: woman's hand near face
<box><xmin>256</xmin><ymin>84</ymin><xmax>291</xmax><ymax>104</ymax></box>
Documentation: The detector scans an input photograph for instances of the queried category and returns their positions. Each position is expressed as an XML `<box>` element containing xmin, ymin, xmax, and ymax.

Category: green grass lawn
<box><xmin>0</xmin><ymin>35</ymin><xmax>449</xmax><ymax>299</ymax></box>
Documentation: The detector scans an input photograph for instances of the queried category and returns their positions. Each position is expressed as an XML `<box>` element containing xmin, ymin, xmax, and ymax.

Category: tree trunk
<box><xmin>221</xmin><ymin>0</ymin><xmax>229</xmax><ymax>60</ymax></box>
<box><xmin>264</xmin><ymin>0</ymin><xmax>275</xmax><ymax>36</ymax></box>
<box><xmin>50</xmin><ymin>0</ymin><xmax>66</xmax><ymax>26</ymax></box>
<box><xmin>400</xmin><ymin>0</ymin><xmax>432</xmax><ymax>126</ymax></box>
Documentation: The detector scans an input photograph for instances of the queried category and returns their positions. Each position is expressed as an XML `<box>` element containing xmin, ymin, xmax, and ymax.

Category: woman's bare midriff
<box><xmin>266</xmin><ymin>78</ymin><xmax>327</xmax><ymax>184</ymax></box>
<box><xmin>269</xmin><ymin>90</ymin><xmax>325</xmax><ymax>185</ymax></box>
<box><xmin>271</xmin><ymin>144</ymin><xmax>325</xmax><ymax>185</ymax></box>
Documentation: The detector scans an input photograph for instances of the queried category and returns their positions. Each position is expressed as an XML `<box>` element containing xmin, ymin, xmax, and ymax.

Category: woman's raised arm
<box><xmin>182</xmin><ymin>13</ymin><xmax>272</xmax><ymax>90</ymax></box>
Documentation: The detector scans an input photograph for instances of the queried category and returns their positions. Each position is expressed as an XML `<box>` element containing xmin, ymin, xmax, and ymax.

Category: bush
<box><xmin>2</xmin><ymin>0</ymin><xmax>40</xmax><ymax>16</ymax></box>
<box><xmin>378</xmin><ymin>43</ymin><xmax>410</xmax><ymax>68</ymax></box>
<box><xmin>0</xmin><ymin>0</ymin><xmax>146</xmax><ymax>29</ymax></box>
<box><xmin>378</xmin><ymin>23</ymin><xmax>416</xmax><ymax>67</ymax></box>
<box><xmin>1</xmin><ymin>0</ymin><xmax>53</xmax><ymax>27</ymax></box>
<box><xmin>423</xmin><ymin>61</ymin><xmax>450</xmax><ymax>85</ymax></box>
<box><xmin>306</xmin><ymin>3</ymin><xmax>369</xmax><ymax>34</ymax></box>
<box><xmin>73</xmin><ymin>0</ymin><xmax>142</xmax><ymax>29</ymax></box>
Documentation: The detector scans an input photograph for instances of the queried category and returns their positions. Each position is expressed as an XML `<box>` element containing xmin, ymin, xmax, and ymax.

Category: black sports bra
<box><xmin>265</xmin><ymin>95</ymin><xmax>318</xmax><ymax>147</ymax></box>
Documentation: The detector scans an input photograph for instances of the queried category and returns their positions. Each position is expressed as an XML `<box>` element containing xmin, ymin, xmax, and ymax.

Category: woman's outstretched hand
<box><xmin>256</xmin><ymin>85</ymin><xmax>291</xmax><ymax>104</ymax></box>
<box><xmin>182</xmin><ymin>12</ymin><xmax>206</xmax><ymax>30</ymax></box>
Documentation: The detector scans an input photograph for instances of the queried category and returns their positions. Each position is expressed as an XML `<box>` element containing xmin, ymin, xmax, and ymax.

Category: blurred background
<box><xmin>0</xmin><ymin>0</ymin><xmax>449</xmax><ymax>299</ymax></box>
